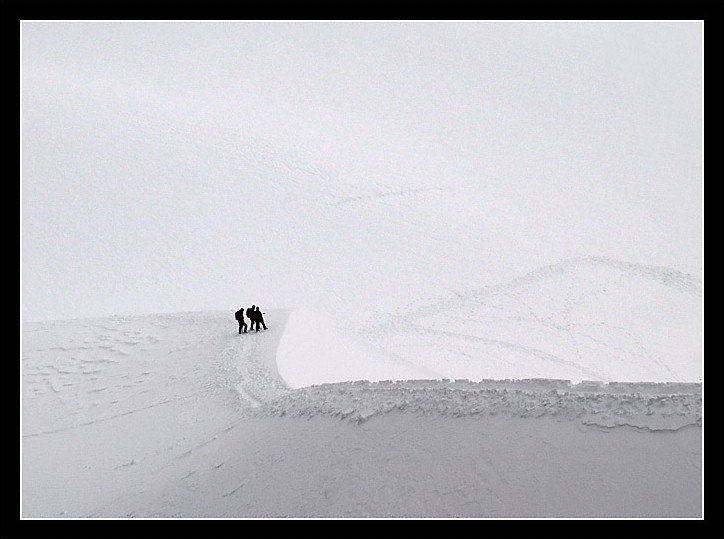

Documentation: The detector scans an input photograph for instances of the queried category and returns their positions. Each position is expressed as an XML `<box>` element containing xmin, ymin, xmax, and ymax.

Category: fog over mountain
<box><xmin>21</xmin><ymin>21</ymin><xmax>702</xmax><ymax>325</ymax></box>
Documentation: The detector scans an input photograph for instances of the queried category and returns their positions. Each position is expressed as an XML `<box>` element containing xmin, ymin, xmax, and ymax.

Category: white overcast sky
<box><xmin>21</xmin><ymin>21</ymin><xmax>703</xmax><ymax>322</ymax></box>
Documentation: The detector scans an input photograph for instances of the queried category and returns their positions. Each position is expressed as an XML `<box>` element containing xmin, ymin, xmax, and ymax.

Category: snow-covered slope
<box><xmin>21</xmin><ymin>258</ymin><xmax>703</xmax><ymax>517</ymax></box>
<box><xmin>358</xmin><ymin>256</ymin><xmax>701</xmax><ymax>384</ymax></box>
<box><xmin>22</xmin><ymin>310</ymin><xmax>290</xmax><ymax>518</ymax></box>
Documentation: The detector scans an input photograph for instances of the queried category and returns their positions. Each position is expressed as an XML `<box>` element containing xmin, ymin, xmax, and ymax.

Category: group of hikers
<box><xmin>234</xmin><ymin>305</ymin><xmax>267</xmax><ymax>334</ymax></box>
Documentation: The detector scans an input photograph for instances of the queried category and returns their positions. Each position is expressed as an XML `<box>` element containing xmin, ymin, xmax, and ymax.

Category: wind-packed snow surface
<box><xmin>21</xmin><ymin>259</ymin><xmax>702</xmax><ymax>518</ymax></box>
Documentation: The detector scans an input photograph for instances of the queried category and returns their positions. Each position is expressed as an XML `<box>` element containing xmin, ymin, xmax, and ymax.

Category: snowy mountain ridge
<box><xmin>250</xmin><ymin>378</ymin><xmax>702</xmax><ymax>431</ymax></box>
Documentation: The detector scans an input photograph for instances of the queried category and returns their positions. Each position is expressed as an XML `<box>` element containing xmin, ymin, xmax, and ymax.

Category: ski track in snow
<box><xmin>364</xmin><ymin>256</ymin><xmax>700</xmax><ymax>332</ymax></box>
<box><xmin>332</xmin><ymin>187</ymin><xmax>447</xmax><ymax>207</ymax></box>
<box><xmin>357</xmin><ymin>256</ymin><xmax>701</xmax><ymax>384</ymax></box>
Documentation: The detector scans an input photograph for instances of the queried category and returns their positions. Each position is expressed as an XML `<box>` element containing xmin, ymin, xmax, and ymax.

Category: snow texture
<box><xmin>20</xmin><ymin>21</ymin><xmax>703</xmax><ymax>520</ymax></box>
<box><xmin>22</xmin><ymin>257</ymin><xmax>702</xmax><ymax>518</ymax></box>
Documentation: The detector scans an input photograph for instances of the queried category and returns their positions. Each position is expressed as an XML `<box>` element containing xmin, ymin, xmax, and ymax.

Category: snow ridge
<box><xmin>247</xmin><ymin>378</ymin><xmax>702</xmax><ymax>430</ymax></box>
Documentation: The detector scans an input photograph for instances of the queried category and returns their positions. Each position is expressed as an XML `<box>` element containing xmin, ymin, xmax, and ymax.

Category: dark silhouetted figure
<box><xmin>234</xmin><ymin>308</ymin><xmax>247</xmax><ymax>334</ymax></box>
<box><xmin>246</xmin><ymin>305</ymin><xmax>257</xmax><ymax>331</ymax></box>
<box><xmin>255</xmin><ymin>306</ymin><xmax>268</xmax><ymax>330</ymax></box>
